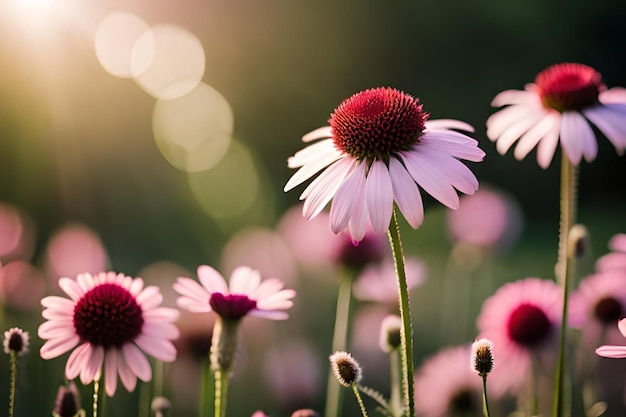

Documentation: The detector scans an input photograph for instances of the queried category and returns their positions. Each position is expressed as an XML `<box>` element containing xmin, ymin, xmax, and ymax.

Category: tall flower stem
<box><xmin>199</xmin><ymin>357</ymin><xmax>212</xmax><ymax>417</ymax></box>
<box><xmin>92</xmin><ymin>378</ymin><xmax>100</xmax><ymax>417</ymax></box>
<box><xmin>210</xmin><ymin>317</ymin><xmax>238</xmax><ymax>417</ymax></box>
<box><xmin>352</xmin><ymin>384</ymin><xmax>369</xmax><ymax>417</ymax></box>
<box><xmin>481</xmin><ymin>374</ymin><xmax>491</xmax><ymax>417</ymax></box>
<box><xmin>389</xmin><ymin>349</ymin><xmax>402</xmax><ymax>416</ymax></box>
<box><xmin>552</xmin><ymin>154</ymin><xmax>578</xmax><ymax>417</ymax></box>
<box><xmin>214</xmin><ymin>369</ymin><xmax>229</xmax><ymax>417</ymax></box>
<box><xmin>8</xmin><ymin>352</ymin><xmax>16</xmax><ymax>417</ymax></box>
<box><xmin>325</xmin><ymin>272</ymin><xmax>353</xmax><ymax>417</ymax></box>
<box><xmin>387</xmin><ymin>208</ymin><xmax>415</xmax><ymax>417</ymax></box>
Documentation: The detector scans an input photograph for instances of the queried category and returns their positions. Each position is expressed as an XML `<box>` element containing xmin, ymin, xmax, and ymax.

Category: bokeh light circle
<box><xmin>131</xmin><ymin>24</ymin><xmax>206</xmax><ymax>100</ymax></box>
<box><xmin>153</xmin><ymin>82</ymin><xmax>233</xmax><ymax>172</ymax></box>
<box><xmin>94</xmin><ymin>11</ymin><xmax>150</xmax><ymax>78</ymax></box>
<box><xmin>187</xmin><ymin>140</ymin><xmax>259</xmax><ymax>220</ymax></box>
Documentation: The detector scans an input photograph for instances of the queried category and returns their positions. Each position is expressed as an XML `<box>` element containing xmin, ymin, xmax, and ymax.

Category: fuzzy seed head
<box><xmin>3</xmin><ymin>327</ymin><xmax>29</xmax><ymax>356</ymax></box>
<box><xmin>329</xmin><ymin>351</ymin><xmax>362</xmax><ymax>387</ymax></box>
<box><xmin>471</xmin><ymin>338</ymin><xmax>494</xmax><ymax>376</ymax></box>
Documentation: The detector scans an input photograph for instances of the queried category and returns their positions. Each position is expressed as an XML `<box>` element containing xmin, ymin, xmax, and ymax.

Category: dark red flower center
<box><xmin>209</xmin><ymin>292</ymin><xmax>257</xmax><ymax>320</ymax></box>
<box><xmin>535</xmin><ymin>63</ymin><xmax>604</xmax><ymax>112</ymax></box>
<box><xmin>507</xmin><ymin>303</ymin><xmax>552</xmax><ymax>347</ymax></box>
<box><xmin>329</xmin><ymin>87</ymin><xmax>429</xmax><ymax>161</ymax></box>
<box><xmin>73</xmin><ymin>283</ymin><xmax>144</xmax><ymax>348</ymax></box>
<box><xmin>8</xmin><ymin>332</ymin><xmax>25</xmax><ymax>353</ymax></box>
<box><xmin>594</xmin><ymin>297</ymin><xmax>623</xmax><ymax>324</ymax></box>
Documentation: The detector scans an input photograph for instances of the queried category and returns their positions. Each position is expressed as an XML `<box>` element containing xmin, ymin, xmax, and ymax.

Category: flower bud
<box><xmin>329</xmin><ymin>351</ymin><xmax>362</xmax><ymax>387</ymax></box>
<box><xmin>471</xmin><ymin>338</ymin><xmax>494</xmax><ymax>376</ymax></box>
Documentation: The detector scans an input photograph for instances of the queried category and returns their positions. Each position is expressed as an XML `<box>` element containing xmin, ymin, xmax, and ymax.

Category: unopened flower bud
<box><xmin>329</xmin><ymin>351</ymin><xmax>362</xmax><ymax>387</ymax></box>
<box><xmin>471</xmin><ymin>338</ymin><xmax>494</xmax><ymax>376</ymax></box>
<box><xmin>568</xmin><ymin>224</ymin><xmax>589</xmax><ymax>260</ymax></box>
<box><xmin>3</xmin><ymin>327</ymin><xmax>29</xmax><ymax>356</ymax></box>
<box><xmin>53</xmin><ymin>382</ymin><xmax>83</xmax><ymax>417</ymax></box>
<box><xmin>379</xmin><ymin>315</ymin><xmax>402</xmax><ymax>353</ymax></box>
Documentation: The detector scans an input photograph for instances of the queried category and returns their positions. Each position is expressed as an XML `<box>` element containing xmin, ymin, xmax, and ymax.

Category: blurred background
<box><xmin>1</xmin><ymin>0</ymin><xmax>626</xmax><ymax>416</ymax></box>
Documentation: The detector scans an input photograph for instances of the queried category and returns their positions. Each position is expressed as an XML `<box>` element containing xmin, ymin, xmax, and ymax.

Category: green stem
<box><xmin>389</xmin><ymin>350</ymin><xmax>402</xmax><ymax>416</ymax></box>
<box><xmin>481</xmin><ymin>374</ymin><xmax>491</xmax><ymax>417</ymax></box>
<box><xmin>214</xmin><ymin>369</ymin><xmax>229</xmax><ymax>417</ymax></box>
<box><xmin>387</xmin><ymin>208</ymin><xmax>415</xmax><ymax>417</ymax></box>
<box><xmin>199</xmin><ymin>357</ymin><xmax>212</xmax><ymax>417</ymax></box>
<box><xmin>325</xmin><ymin>271</ymin><xmax>353</xmax><ymax>417</ymax></box>
<box><xmin>552</xmin><ymin>154</ymin><xmax>578</xmax><ymax>417</ymax></box>
<box><xmin>352</xmin><ymin>384</ymin><xmax>369</xmax><ymax>417</ymax></box>
<box><xmin>8</xmin><ymin>352</ymin><xmax>16</xmax><ymax>417</ymax></box>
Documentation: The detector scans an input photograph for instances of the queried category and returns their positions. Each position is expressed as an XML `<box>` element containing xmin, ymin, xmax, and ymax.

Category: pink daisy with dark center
<box><xmin>285</xmin><ymin>87</ymin><xmax>485</xmax><ymax>242</ymax></box>
<box><xmin>38</xmin><ymin>272</ymin><xmax>179</xmax><ymax>396</ymax></box>
<box><xmin>174</xmin><ymin>265</ymin><xmax>295</xmax><ymax>321</ymax></box>
<box><xmin>476</xmin><ymin>277</ymin><xmax>562</xmax><ymax>396</ymax></box>
<box><xmin>487</xmin><ymin>62</ymin><xmax>626</xmax><ymax>168</ymax></box>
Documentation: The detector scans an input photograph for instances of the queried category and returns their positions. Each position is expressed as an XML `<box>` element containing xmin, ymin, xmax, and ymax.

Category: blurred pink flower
<box><xmin>263</xmin><ymin>339</ymin><xmax>322</xmax><ymax>409</ymax></box>
<box><xmin>596</xmin><ymin>319</ymin><xmax>626</xmax><ymax>358</ymax></box>
<box><xmin>44</xmin><ymin>223</ymin><xmax>109</xmax><ymax>284</ymax></box>
<box><xmin>414</xmin><ymin>345</ymin><xmax>484</xmax><ymax>417</ymax></box>
<box><xmin>570</xmin><ymin>271</ymin><xmax>626</xmax><ymax>346</ymax></box>
<box><xmin>0</xmin><ymin>203</ymin><xmax>36</xmax><ymax>263</ymax></box>
<box><xmin>284</xmin><ymin>87</ymin><xmax>484</xmax><ymax>242</ymax></box>
<box><xmin>476</xmin><ymin>277</ymin><xmax>562</xmax><ymax>395</ymax></box>
<box><xmin>596</xmin><ymin>233</ymin><xmax>626</xmax><ymax>272</ymax></box>
<box><xmin>221</xmin><ymin>227</ymin><xmax>297</xmax><ymax>286</ymax></box>
<box><xmin>487</xmin><ymin>62</ymin><xmax>626</xmax><ymax>168</ymax></box>
<box><xmin>39</xmin><ymin>272</ymin><xmax>179</xmax><ymax>396</ymax></box>
<box><xmin>174</xmin><ymin>265</ymin><xmax>295</xmax><ymax>320</ymax></box>
<box><xmin>1</xmin><ymin>260</ymin><xmax>46</xmax><ymax>311</ymax></box>
<box><xmin>446</xmin><ymin>186</ymin><xmax>522</xmax><ymax>250</ymax></box>
<box><xmin>352</xmin><ymin>257</ymin><xmax>426</xmax><ymax>303</ymax></box>
<box><xmin>251</xmin><ymin>412</ymin><xmax>270</xmax><ymax>417</ymax></box>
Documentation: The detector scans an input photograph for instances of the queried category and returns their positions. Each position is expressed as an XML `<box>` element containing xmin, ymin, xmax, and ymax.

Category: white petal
<box><xmin>425</xmin><ymin>119</ymin><xmax>474</xmax><ymax>132</ymax></box>
<box><xmin>329</xmin><ymin>162</ymin><xmax>367</xmax><ymax>235</ymax></box>
<box><xmin>388</xmin><ymin>158</ymin><xmax>424</xmax><ymax>228</ymax></box>
<box><xmin>365</xmin><ymin>160</ymin><xmax>393</xmax><ymax>233</ymax></box>
<box><xmin>301</xmin><ymin>157</ymin><xmax>355</xmax><ymax>219</ymax></box>
<box><xmin>419</xmin><ymin>134</ymin><xmax>485</xmax><ymax>162</ymax></box>
<box><xmin>491</xmin><ymin>89</ymin><xmax>537</xmax><ymax>107</ymax></box>
<box><xmin>302</xmin><ymin>126</ymin><xmax>333</xmax><ymax>142</ymax></box>
<box><xmin>287</xmin><ymin>139</ymin><xmax>337</xmax><ymax>169</ymax></box>
<box><xmin>495</xmin><ymin>109</ymin><xmax>546</xmax><ymax>155</ymax></box>
<box><xmin>284</xmin><ymin>142</ymin><xmax>342</xmax><ymax>191</ymax></box>
<box><xmin>513</xmin><ymin>111</ymin><xmax>559</xmax><ymax>160</ymax></box>
<box><xmin>229</xmin><ymin>266</ymin><xmax>261</xmax><ymax>295</ymax></box>
<box><xmin>536</xmin><ymin>115</ymin><xmax>561</xmax><ymax>169</ymax></box>
<box><xmin>560</xmin><ymin>111</ymin><xmax>597</xmax><ymax>165</ymax></box>
<box><xmin>486</xmin><ymin>102</ymin><xmax>542</xmax><ymax>141</ymax></box>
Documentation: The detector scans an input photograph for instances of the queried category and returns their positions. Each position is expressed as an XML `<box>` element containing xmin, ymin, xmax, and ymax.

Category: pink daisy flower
<box><xmin>38</xmin><ymin>272</ymin><xmax>179</xmax><ymax>396</ymax></box>
<box><xmin>173</xmin><ymin>265</ymin><xmax>295</xmax><ymax>320</ymax></box>
<box><xmin>596</xmin><ymin>318</ymin><xmax>626</xmax><ymax>358</ymax></box>
<box><xmin>569</xmin><ymin>270</ymin><xmax>626</xmax><ymax>343</ymax></box>
<box><xmin>284</xmin><ymin>87</ymin><xmax>485</xmax><ymax>242</ymax></box>
<box><xmin>414</xmin><ymin>345</ymin><xmax>485</xmax><ymax>417</ymax></box>
<box><xmin>596</xmin><ymin>233</ymin><xmax>626</xmax><ymax>272</ymax></box>
<box><xmin>476</xmin><ymin>277</ymin><xmax>563</xmax><ymax>395</ymax></box>
<box><xmin>487</xmin><ymin>62</ymin><xmax>626</xmax><ymax>169</ymax></box>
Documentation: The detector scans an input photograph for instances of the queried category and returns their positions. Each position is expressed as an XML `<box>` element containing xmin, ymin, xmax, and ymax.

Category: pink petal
<box><xmin>173</xmin><ymin>277</ymin><xmax>210</xmax><ymax>301</ymax></box>
<box><xmin>136</xmin><ymin>286</ymin><xmax>162</xmax><ymax>310</ymax></box>
<box><xmin>536</xmin><ymin>115</ymin><xmax>561</xmax><ymax>169</ymax></box>
<box><xmin>249</xmin><ymin>310</ymin><xmax>290</xmax><ymax>320</ymax></box>
<box><xmin>176</xmin><ymin>296</ymin><xmax>212</xmax><ymax>313</ymax></box>
<box><xmin>122</xmin><ymin>343</ymin><xmax>152</xmax><ymax>382</ymax></box>
<box><xmin>584</xmin><ymin>104</ymin><xmax>626</xmax><ymax>152</ymax></box>
<box><xmin>135</xmin><ymin>334</ymin><xmax>177</xmax><ymax>362</ymax></box>
<box><xmin>143</xmin><ymin>307</ymin><xmax>180</xmax><ymax>322</ymax></box>
<box><xmin>487</xmin><ymin>103</ymin><xmax>540</xmax><ymax>141</ymax></box>
<box><xmin>284</xmin><ymin>142</ymin><xmax>342</xmax><ymax>190</ymax></box>
<box><xmin>38</xmin><ymin>321</ymin><xmax>75</xmax><ymax>339</ymax></box>
<box><xmin>40</xmin><ymin>334</ymin><xmax>80</xmax><ymax>359</ymax></box>
<box><xmin>419</xmin><ymin>134</ymin><xmax>485</xmax><ymax>162</ymax></box>
<box><xmin>495</xmin><ymin>109</ymin><xmax>545</xmax><ymax>155</ymax></box>
<box><xmin>425</xmin><ymin>119</ymin><xmax>474</xmax><ymax>132</ymax></box>
<box><xmin>365</xmin><ymin>160</ymin><xmax>393</xmax><ymax>233</ymax></box>
<box><xmin>80</xmin><ymin>345</ymin><xmax>104</xmax><ymax>385</ymax></box>
<box><xmin>302</xmin><ymin>126</ymin><xmax>333</xmax><ymax>142</ymax></box>
<box><xmin>513</xmin><ymin>111</ymin><xmax>559</xmax><ymax>160</ymax></box>
<box><xmin>287</xmin><ymin>139</ymin><xmax>336</xmax><ymax>169</ymax></box>
<box><xmin>116</xmin><ymin>349</ymin><xmax>138</xmax><ymax>392</ymax></box>
<box><xmin>559</xmin><ymin>111</ymin><xmax>597</xmax><ymax>165</ymax></box>
<box><xmin>599</xmin><ymin>87</ymin><xmax>626</xmax><ymax>104</ymax></box>
<box><xmin>618</xmin><ymin>318</ymin><xmax>626</xmax><ymax>338</ymax></box>
<box><xmin>104</xmin><ymin>348</ymin><xmax>119</xmax><ymax>396</ymax></box>
<box><xmin>197</xmin><ymin>265</ymin><xmax>229</xmax><ymax>294</ymax></box>
<box><xmin>388</xmin><ymin>157</ymin><xmax>424</xmax><ymax>229</ymax></box>
<box><xmin>491</xmin><ymin>89</ymin><xmax>537</xmax><ymax>107</ymax></box>
<box><xmin>401</xmin><ymin>150</ymin><xmax>459</xmax><ymax>209</ymax></box>
<box><xmin>596</xmin><ymin>345</ymin><xmax>626</xmax><ymax>358</ymax></box>
<box><xmin>301</xmin><ymin>157</ymin><xmax>355</xmax><ymax>220</ymax></box>
<box><xmin>229</xmin><ymin>266</ymin><xmax>261</xmax><ymax>295</ymax></box>
<box><xmin>58</xmin><ymin>278</ymin><xmax>83</xmax><ymax>301</ymax></box>
<box><xmin>330</xmin><ymin>162</ymin><xmax>367</xmax><ymax>235</ymax></box>
<box><xmin>142</xmin><ymin>322</ymin><xmax>180</xmax><ymax>339</ymax></box>
<box><xmin>65</xmin><ymin>343</ymin><xmax>92</xmax><ymax>379</ymax></box>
